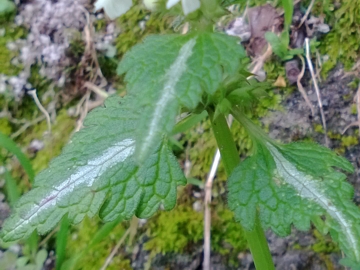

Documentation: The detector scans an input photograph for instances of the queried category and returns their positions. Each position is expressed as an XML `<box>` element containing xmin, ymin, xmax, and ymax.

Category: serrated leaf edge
<box><xmin>5</xmin><ymin>138</ymin><xmax>135</xmax><ymax>240</ymax></box>
<box><xmin>267</xmin><ymin>143</ymin><xmax>360</xmax><ymax>261</ymax></box>
<box><xmin>137</xmin><ymin>38</ymin><xmax>197</xmax><ymax>161</ymax></box>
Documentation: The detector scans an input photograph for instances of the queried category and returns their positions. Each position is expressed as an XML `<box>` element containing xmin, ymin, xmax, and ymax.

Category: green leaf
<box><xmin>1</xmin><ymin>96</ymin><xmax>186</xmax><ymax>242</ymax></box>
<box><xmin>0</xmin><ymin>0</ymin><xmax>15</xmax><ymax>15</ymax></box>
<box><xmin>281</xmin><ymin>0</ymin><xmax>293</xmax><ymax>30</ymax></box>
<box><xmin>340</xmin><ymin>257</ymin><xmax>360</xmax><ymax>270</ymax></box>
<box><xmin>171</xmin><ymin>111</ymin><xmax>208</xmax><ymax>135</ymax></box>
<box><xmin>228</xmin><ymin>142</ymin><xmax>360</xmax><ymax>263</ymax></box>
<box><xmin>94</xmin><ymin>0</ymin><xmax>132</xmax><ymax>20</ymax></box>
<box><xmin>4</xmin><ymin>168</ymin><xmax>20</xmax><ymax>206</ymax></box>
<box><xmin>56</xmin><ymin>216</ymin><xmax>69</xmax><ymax>270</ymax></box>
<box><xmin>0</xmin><ymin>131</ymin><xmax>35</xmax><ymax>182</ymax></box>
<box><xmin>227</xmin><ymin>79</ymin><xmax>271</xmax><ymax>110</ymax></box>
<box><xmin>35</xmin><ymin>250</ymin><xmax>47</xmax><ymax>269</ymax></box>
<box><xmin>118</xmin><ymin>32</ymin><xmax>246</xmax><ymax>162</ymax></box>
<box><xmin>214</xmin><ymin>98</ymin><xmax>232</xmax><ymax>120</ymax></box>
<box><xmin>288</xmin><ymin>48</ymin><xmax>303</xmax><ymax>56</ymax></box>
<box><xmin>265</xmin><ymin>32</ymin><xmax>288</xmax><ymax>60</ymax></box>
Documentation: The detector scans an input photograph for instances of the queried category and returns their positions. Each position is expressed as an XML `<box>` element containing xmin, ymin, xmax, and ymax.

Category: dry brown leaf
<box><xmin>273</xmin><ymin>76</ymin><xmax>286</xmax><ymax>87</ymax></box>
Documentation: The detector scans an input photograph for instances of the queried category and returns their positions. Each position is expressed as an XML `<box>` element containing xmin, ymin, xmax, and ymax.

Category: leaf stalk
<box><xmin>208</xmin><ymin>109</ymin><xmax>275</xmax><ymax>270</ymax></box>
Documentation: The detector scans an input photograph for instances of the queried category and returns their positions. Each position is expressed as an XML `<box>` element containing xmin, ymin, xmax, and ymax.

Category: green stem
<box><xmin>209</xmin><ymin>110</ymin><xmax>275</xmax><ymax>270</ymax></box>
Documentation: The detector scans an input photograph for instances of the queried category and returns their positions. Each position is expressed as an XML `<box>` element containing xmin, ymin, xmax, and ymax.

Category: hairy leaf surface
<box><xmin>228</xmin><ymin>142</ymin><xmax>360</xmax><ymax>263</ymax></box>
<box><xmin>1</xmin><ymin>96</ymin><xmax>186</xmax><ymax>242</ymax></box>
<box><xmin>118</xmin><ymin>32</ymin><xmax>246</xmax><ymax>162</ymax></box>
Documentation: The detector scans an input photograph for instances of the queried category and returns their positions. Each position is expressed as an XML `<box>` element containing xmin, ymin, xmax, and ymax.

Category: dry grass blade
<box><xmin>249</xmin><ymin>44</ymin><xmax>273</xmax><ymax>76</ymax></box>
<box><xmin>297</xmin><ymin>54</ymin><xmax>315</xmax><ymax>116</ymax></box>
<box><xmin>84</xmin><ymin>82</ymin><xmax>109</xmax><ymax>99</ymax></box>
<box><xmin>305</xmin><ymin>38</ymin><xmax>329</xmax><ymax>146</ymax></box>
<box><xmin>203</xmin><ymin>149</ymin><xmax>220</xmax><ymax>270</ymax></box>
<box><xmin>298</xmin><ymin>0</ymin><xmax>315</xmax><ymax>28</ymax></box>
<box><xmin>10</xmin><ymin>115</ymin><xmax>45</xmax><ymax>139</ymax></box>
<box><xmin>100</xmin><ymin>217</ymin><xmax>138</xmax><ymax>270</ymax></box>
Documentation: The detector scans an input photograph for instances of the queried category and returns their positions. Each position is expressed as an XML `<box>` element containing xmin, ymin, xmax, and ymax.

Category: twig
<box><xmin>83</xmin><ymin>81</ymin><xmax>109</xmax><ymax>99</ymax></box>
<box><xmin>341</xmin><ymin>60</ymin><xmax>360</xmax><ymax>79</ymax></box>
<box><xmin>28</xmin><ymin>90</ymin><xmax>52</xmax><ymax>135</ymax></box>
<box><xmin>75</xmin><ymin>91</ymin><xmax>91</xmax><ymax>132</ymax></box>
<box><xmin>78</xmin><ymin>5</ymin><xmax>107</xmax><ymax>87</ymax></box>
<box><xmin>203</xmin><ymin>149</ymin><xmax>220</xmax><ymax>270</ymax></box>
<box><xmin>10</xmin><ymin>115</ymin><xmax>45</xmax><ymax>139</ymax></box>
<box><xmin>298</xmin><ymin>0</ymin><xmax>316</xmax><ymax>28</ymax></box>
<box><xmin>315</xmin><ymin>49</ymin><xmax>322</xmax><ymax>83</ymax></box>
<box><xmin>341</xmin><ymin>121</ymin><xmax>360</xmax><ymax>135</ymax></box>
<box><xmin>297</xmin><ymin>54</ymin><xmax>315</xmax><ymax>116</ymax></box>
<box><xmin>75</xmin><ymin>93</ymin><xmax>89</xmax><ymax>117</ymax></box>
<box><xmin>0</xmin><ymin>110</ymin><xmax>27</xmax><ymax>124</ymax></box>
<box><xmin>249</xmin><ymin>45</ymin><xmax>273</xmax><ymax>77</ymax></box>
<box><xmin>127</xmin><ymin>217</ymin><xmax>139</xmax><ymax>246</ymax></box>
<box><xmin>305</xmin><ymin>38</ymin><xmax>329</xmax><ymax>146</ymax></box>
<box><xmin>39</xmin><ymin>227</ymin><xmax>58</xmax><ymax>247</ymax></box>
<box><xmin>100</xmin><ymin>227</ymin><xmax>131</xmax><ymax>270</ymax></box>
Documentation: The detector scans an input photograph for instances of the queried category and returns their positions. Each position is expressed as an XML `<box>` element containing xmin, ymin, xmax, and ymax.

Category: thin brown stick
<box><xmin>75</xmin><ymin>91</ymin><xmax>91</xmax><ymax>132</ymax></box>
<box><xmin>203</xmin><ymin>149</ymin><xmax>220</xmax><ymax>270</ymax></box>
<box><xmin>100</xmin><ymin>227</ymin><xmax>131</xmax><ymax>270</ymax></box>
<box><xmin>297</xmin><ymin>55</ymin><xmax>315</xmax><ymax>116</ymax></box>
<box><xmin>203</xmin><ymin>116</ymin><xmax>233</xmax><ymax>270</ymax></box>
<box><xmin>10</xmin><ymin>115</ymin><xmax>45</xmax><ymax>139</ymax></box>
<box><xmin>298</xmin><ymin>0</ymin><xmax>316</xmax><ymax>28</ymax></box>
<box><xmin>249</xmin><ymin>45</ymin><xmax>273</xmax><ymax>76</ymax></box>
<box><xmin>39</xmin><ymin>227</ymin><xmax>58</xmax><ymax>247</ymax></box>
<box><xmin>83</xmin><ymin>81</ymin><xmax>109</xmax><ymax>99</ymax></box>
<box><xmin>305</xmin><ymin>38</ymin><xmax>329</xmax><ymax>146</ymax></box>
<box><xmin>341</xmin><ymin>121</ymin><xmax>360</xmax><ymax>135</ymax></box>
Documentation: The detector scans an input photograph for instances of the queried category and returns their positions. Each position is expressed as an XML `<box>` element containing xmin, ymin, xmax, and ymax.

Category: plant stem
<box><xmin>209</xmin><ymin>110</ymin><xmax>275</xmax><ymax>270</ymax></box>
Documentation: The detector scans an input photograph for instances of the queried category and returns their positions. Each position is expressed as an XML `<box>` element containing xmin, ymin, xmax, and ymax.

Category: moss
<box><xmin>327</xmin><ymin>131</ymin><xmax>341</xmax><ymax>140</ymax></box>
<box><xmin>340</xmin><ymin>135</ymin><xmax>359</xmax><ymax>149</ymax></box>
<box><xmin>263</xmin><ymin>58</ymin><xmax>287</xmax><ymax>82</ymax></box>
<box><xmin>144</xmin><ymin>202</ymin><xmax>247</xmax><ymax>267</ymax></box>
<box><xmin>27</xmin><ymin>65</ymin><xmax>52</xmax><ymax>94</ymax></box>
<box><xmin>115</xmin><ymin>3</ymin><xmax>173</xmax><ymax>59</ymax></box>
<box><xmin>98</xmin><ymin>54</ymin><xmax>118</xmax><ymax>79</ymax></box>
<box><xmin>317</xmin><ymin>0</ymin><xmax>360</xmax><ymax>74</ymax></box>
<box><xmin>0</xmin><ymin>118</ymin><xmax>12</xmax><ymax>135</ymax></box>
<box><xmin>6</xmin><ymin>109</ymin><xmax>74</xmax><ymax>194</ymax></box>
<box><xmin>94</xmin><ymin>19</ymin><xmax>107</xmax><ymax>32</ymax></box>
<box><xmin>144</xmin><ymin>204</ymin><xmax>203</xmax><ymax>254</ymax></box>
<box><xmin>17</xmin><ymin>109</ymin><xmax>75</xmax><ymax>174</ymax></box>
<box><xmin>66</xmin><ymin>217</ymin><xmax>131</xmax><ymax>270</ymax></box>
<box><xmin>0</xmin><ymin>23</ymin><xmax>26</xmax><ymax>75</ymax></box>
<box><xmin>211</xmin><ymin>207</ymin><xmax>247</xmax><ymax>258</ymax></box>
<box><xmin>312</xmin><ymin>229</ymin><xmax>339</xmax><ymax>254</ymax></box>
<box><xmin>314</xmin><ymin>124</ymin><xmax>324</xmax><ymax>133</ymax></box>
<box><xmin>350</xmin><ymin>104</ymin><xmax>357</xmax><ymax>115</ymax></box>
